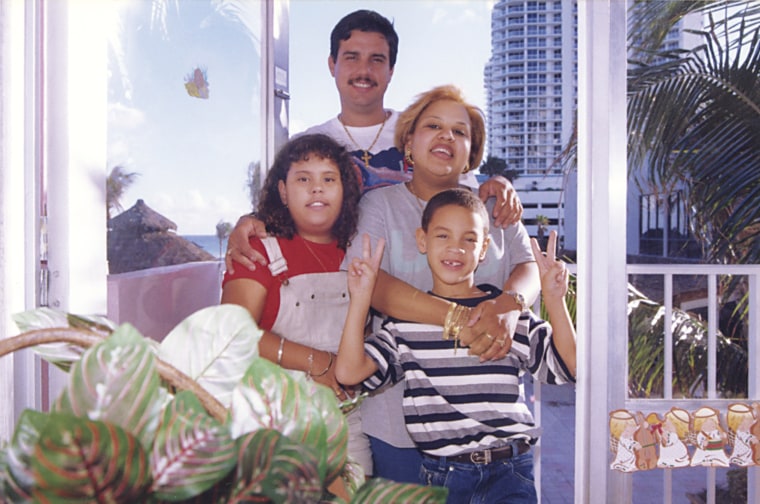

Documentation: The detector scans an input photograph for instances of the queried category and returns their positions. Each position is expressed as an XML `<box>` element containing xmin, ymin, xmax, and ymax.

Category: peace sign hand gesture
<box><xmin>530</xmin><ymin>230</ymin><xmax>568</xmax><ymax>303</ymax></box>
<box><xmin>347</xmin><ymin>233</ymin><xmax>385</xmax><ymax>304</ymax></box>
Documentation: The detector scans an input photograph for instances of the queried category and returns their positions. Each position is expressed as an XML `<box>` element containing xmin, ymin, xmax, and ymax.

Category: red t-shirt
<box><xmin>222</xmin><ymin>235</ymin><xmax>345</xmax><ymax>330</ymax></box>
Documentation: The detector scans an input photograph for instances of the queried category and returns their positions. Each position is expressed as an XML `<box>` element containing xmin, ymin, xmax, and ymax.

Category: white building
<box><xmin>484</xmin><ymin>0</ymin><xmax>577</xmax><ymax>246</ymax></box>
<box><xmin>485</xmin><ymin>0</ymin><xmax>701</xmax><ymax>256</ymax></box>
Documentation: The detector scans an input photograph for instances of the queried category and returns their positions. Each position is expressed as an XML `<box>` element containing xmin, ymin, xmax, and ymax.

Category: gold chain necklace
<box><xmin>339</xmin><ymin>110</ymin><xmax>389</xmax><ymax>166</ymax></box>
<box><xmin>406</xmin><ymin>181</ymin><xmax>425</xmax><ymax>211</ymax></box>
<box><xmin>301</xmin><ymin>236</ymin><xmax>332</xmax><ymax>273</ymax></box>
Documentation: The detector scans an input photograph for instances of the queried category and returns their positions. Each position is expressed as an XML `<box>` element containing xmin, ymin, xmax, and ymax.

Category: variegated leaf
<box><xmin>306</xmin><ymin>380</ymin><xmax>348</xmax><ymax>483</ymax></box>
<box><xmin>12</xmin><ymin>307</ymin><xmax>115</xmax><ymax>334</ymax></box>
<box><xmin>230</xmin><ymin>358</ymin><xmax>330</xmax><ymax>481</ymax></box>
<box><xmin>351</xmin><ymin>477</ymin><xmax>448</xmax><ymax>504</ymax></box>
<box><xmin>159</xmin><ymin>304</ymin><xmax>262</xmax><ymax>408</ymax></box>
<box><xmin>0</xmin><ymin>409</ymin><xmax>48</xmax><ymax>503</ymax></box>
<box><xmin>232</xmin><ymin>429</ymin><xmax>322</xmax><ymax>504</ymax></box>
<box><xmin>11</xmin><ymin>308</ymin><xmax>116</xmax><ymax>372</ymax></box>
<box><xmin>30</xmin><ymin>413</ymin><xmax>151</xmax><ymax>502</ymax></box>
<box><xmin>151</xmin><ymin>390</ymin><xmax>236</xmax><ymax>501</ymax></box>
<box><xmin>62</xmin><ymin>324</ymin><xmax>162</xmax><ymax>448</ymax></box>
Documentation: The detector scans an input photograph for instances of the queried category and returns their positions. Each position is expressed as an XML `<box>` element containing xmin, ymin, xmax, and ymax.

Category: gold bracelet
<box><xmin>443</xmin><ymin>302</ymin><xmax>471</xmax><ymax>353</ymax></box>
<box><xmin>308</xmin><ymin>351</ymin><xmax>333</xmax><ymax>378</ymax></box>
<box><xmin>276</xmin><ymin>337</ymin><xmax>285</xmax><ymax>365</ymax></box>
<box><xmin>443</xmin><ymin>302</ymin><xmax>458</xmax><ymax>339</ymax></box>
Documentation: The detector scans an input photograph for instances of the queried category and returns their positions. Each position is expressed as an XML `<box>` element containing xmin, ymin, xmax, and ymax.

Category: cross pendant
<box><xmin>361</xmin><ymin>150</ymin><xmax>371</xmax><ymax>166</ymax></box>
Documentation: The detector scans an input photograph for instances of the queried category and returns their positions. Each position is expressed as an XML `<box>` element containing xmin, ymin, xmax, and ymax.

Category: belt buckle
<box><xmin>470</xmin><ymin>449</ymin><xmax>491</xmax><ymax>464</ymax></box>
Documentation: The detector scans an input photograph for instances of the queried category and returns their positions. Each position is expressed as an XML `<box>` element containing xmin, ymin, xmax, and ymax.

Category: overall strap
<box><xmin>261</xmin><ymin>236</ymin><xmax>288</xmax><ymax>277</ymax></box>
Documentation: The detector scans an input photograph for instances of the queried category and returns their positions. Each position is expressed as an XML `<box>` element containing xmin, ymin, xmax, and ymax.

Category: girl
<box><xmin>220</xmin><ymin>133</ymin><xmax>371</xmax><ymax>475</ymax></box>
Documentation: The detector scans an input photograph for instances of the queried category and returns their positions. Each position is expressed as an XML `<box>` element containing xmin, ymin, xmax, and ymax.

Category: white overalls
<box><xmin>262</xmin><ymin>237</ymin><xmax>372</xmax><ymax>474</ymax></box>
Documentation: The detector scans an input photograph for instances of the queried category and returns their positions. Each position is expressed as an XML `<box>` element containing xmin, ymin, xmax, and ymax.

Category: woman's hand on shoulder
<box><xmin>225</xmin><ymin>214</ymin><xmax>269</xmax><ymax>274</ymax></box>
<box><xmin>478</xmin><ymin>175</ymin><xmax>523</xmax><ymax>228</ymax></box>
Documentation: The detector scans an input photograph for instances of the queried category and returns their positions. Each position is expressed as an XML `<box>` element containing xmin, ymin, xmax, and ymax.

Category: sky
<box><xmin>109</xmin><ymin>0</ymin><xmax>495</xmax><ymax>235</ymax></box>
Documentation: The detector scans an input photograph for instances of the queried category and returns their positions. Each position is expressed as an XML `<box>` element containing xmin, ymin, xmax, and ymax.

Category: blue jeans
<box><xmin>368</xmin><ymin>436</ymin><xmax>424</xmax><ymax>483</ymax></box>
<box><xmin>420</xmin><ymin>451</ymin><xmax>537</xmax><ymax>504</ymax></box>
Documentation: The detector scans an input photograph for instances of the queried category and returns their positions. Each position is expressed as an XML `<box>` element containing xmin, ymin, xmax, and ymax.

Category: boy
<box><xmin>336</xmin><ymin>188</ymin><xmax>576</xmax><ymax>503</ymax></box>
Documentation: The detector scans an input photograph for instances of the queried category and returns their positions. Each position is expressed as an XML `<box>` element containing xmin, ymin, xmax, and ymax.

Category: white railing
<box><xmin>623</xmin><ymin>264</ymin><xmax>760</xmax><ymax>504</ymax></box>
<box><xmin>534</xmin><ymin>263</ymin><xmax>759</xmax><ymax>503</ymax></box>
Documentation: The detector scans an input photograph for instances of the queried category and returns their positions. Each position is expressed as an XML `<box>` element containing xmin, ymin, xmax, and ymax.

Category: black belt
<box><xmin>426</xmin><ymin>441</ymin><xmax>530</xmax><ymax>465</ymax></box>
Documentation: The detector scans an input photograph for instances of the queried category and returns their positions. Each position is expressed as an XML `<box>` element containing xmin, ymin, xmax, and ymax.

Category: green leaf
<box><xmin>159</xmin><ymin>305</ymin><xmax>262</xmax><ymax>408</ymax></box>
<box><xmin>150</xmin><ymin>391</ymin><xmax>236</xmax><ymax>501</ymax></box>
<box><xmin>30</xmin><ymin>412</ymin><xmax>151</xmax><ymax>503</ymax></box>
<box><xmin>230</xmin><ymin>429</ymin><xmax>323</xmax><ymax>504</ymax></box>
<box><xmin>230</xmin><ymin>358</ymin><xmax>347</xmax><ymax>483</ymax></box>
<box><xmin>0</xmin><ymin>409</ymin><xmax>49</xmax><ymax>503</ymax></box>
<box><xmin>61</xmin><ymin>324</ymin><xmax>163</xmax><ymax>447</ymax></box>
<box><xmin>350</xmin><ymin>477</ymin><xmax>448</xmax><ymax>504</ymax></box>
<box><xmin>309</xmin><ymin>379</ymin><xmax>349</xmax><ymax>483</ymax></box>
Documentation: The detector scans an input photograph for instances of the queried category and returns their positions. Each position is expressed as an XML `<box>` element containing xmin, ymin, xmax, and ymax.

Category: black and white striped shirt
<box><xmin>362</xmin><ymin>285</ymin><xmax>575</xmax><ymax>457</ymax></box>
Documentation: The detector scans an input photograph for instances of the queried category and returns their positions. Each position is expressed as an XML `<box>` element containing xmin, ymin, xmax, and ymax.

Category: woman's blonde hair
<box><xmin>394</xmin><ymin>85</ymin><xmax>486</xmax><ymax>172</ymax></box>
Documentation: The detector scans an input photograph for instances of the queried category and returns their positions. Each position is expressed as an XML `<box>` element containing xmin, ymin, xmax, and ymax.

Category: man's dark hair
<box><xmin>330</xmin><ymin>10</ymin><xmax>399</xmax><ymax>68</ymax></box>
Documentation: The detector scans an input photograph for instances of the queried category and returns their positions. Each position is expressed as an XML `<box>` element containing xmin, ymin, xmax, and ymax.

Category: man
<box><xmin>225</xmin><ymin>10</ymin><xmax>528</xmax><ymax>483</ymax></box>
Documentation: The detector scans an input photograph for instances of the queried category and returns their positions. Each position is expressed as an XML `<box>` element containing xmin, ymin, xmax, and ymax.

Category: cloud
<box><xmin>108</xmin><ymin>102</ymin><xmax>146</xmax><ymax>130</ymax></box>
<box><xmin>429</xmin><ymin>1</ymin><xmax>492</xmax><ymax>25</ymax></box>
<box><xmin>147</xmin><ymin>188</ymin><xmax>246</xmax><ymax>234</ymax></box>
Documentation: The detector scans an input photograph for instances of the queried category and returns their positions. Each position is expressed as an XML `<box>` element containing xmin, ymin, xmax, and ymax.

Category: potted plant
<box><xmin>0</xmin><ymin>305</ymin><xmax>446</xmax><ymax>503</ymax></box>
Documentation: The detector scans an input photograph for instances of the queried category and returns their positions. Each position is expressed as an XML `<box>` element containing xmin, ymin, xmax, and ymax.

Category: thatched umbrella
<box><xmin>107</xmin><ymin>199</ymin><xmax>214</xmax><ymax>274</ymax></box>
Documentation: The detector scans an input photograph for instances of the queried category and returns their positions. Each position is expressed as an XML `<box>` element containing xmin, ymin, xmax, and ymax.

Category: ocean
<box><xmin>183</xmin><ymin>235</ymin><xmax>223</xmax><ymax>259</ymax></box>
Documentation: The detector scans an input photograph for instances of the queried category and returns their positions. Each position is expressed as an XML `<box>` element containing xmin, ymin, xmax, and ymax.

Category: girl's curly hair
<box><xmin>256</xmin><ymin>134</ymin><xmax>361</xmax><ymax>250</ymax></box>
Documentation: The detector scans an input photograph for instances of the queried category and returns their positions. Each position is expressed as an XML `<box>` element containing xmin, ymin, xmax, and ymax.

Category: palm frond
<box><xmin>627</xmin><ymin>14</ymin><xmax>760</xmax><ymax>264</ymax></box>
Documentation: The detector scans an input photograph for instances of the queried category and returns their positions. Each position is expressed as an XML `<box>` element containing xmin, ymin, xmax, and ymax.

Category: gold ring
<box><xmin>484</xmin><ymin>333</ymin><xmax>494</xmax><ymax>341</ymax></box>
<box><xmin>497</xmin><ymin>338</ymin><xmax>507</xmax><ymax>347</ymax></box>
<box><xmin>334</xmin><ymin>389</ymin><xmax>342</xmax><ymax>397</ymax></box>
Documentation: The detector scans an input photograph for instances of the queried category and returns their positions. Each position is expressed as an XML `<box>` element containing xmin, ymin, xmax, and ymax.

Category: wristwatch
<box><xmin>505</xmin><ymin>290</ymin><xmax>528</xmax><ymax>312</ymax></box>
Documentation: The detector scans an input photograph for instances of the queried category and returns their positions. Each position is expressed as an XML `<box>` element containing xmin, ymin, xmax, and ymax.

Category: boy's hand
<box><xmin>347</xmin><ymin>234</ymin><xmax>385</xmax><ymax>299</ymax></box>
<box><xmin>530</xmin><ymin>230</ymin><xmax>568</xmax><ymax>302</ymax></box>
<box><xmin>225</xmin><ymin>215</ymin><xmax>269</xmax><ymax>273</ymax></box>
<box><xmin>478</xmin><ymin>175</ymin><xmax>523</xmax><ymax>228</ymax></box>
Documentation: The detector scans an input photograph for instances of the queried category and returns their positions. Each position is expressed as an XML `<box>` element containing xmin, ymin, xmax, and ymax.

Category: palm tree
<box><xmin>246</xmin><ymin>161</ymin><xmax>262</xmax><ymax>212</ymax></box>
<box><xmin>628</xmin><ymin>0</ymin><xmax>760</xmax><ymax>265</ymax></box>
<box><xmin>106</xmin><ymin>165</ymin><xmax>139</xmax><ymax>219</ymax></box>
<box><xmin>478</xmin><ymin>155</ymin><xmax>521</xmax><ymax>183</ymax></box>
<box><xmin>215</xmin><ymin>220</ymin><xmax>233</xmax><ymax>259</ymax></box>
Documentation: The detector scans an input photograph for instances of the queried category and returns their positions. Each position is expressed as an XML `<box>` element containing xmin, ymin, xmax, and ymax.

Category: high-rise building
<box><xmin>484</xmin><ymin>0</ymin><xmax>577</xmax><ymax>245</ymax></box>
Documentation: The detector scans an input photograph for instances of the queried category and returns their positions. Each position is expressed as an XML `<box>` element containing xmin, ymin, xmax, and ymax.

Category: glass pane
<box><xmin>107</xmin><ymin>1</ymin><xmax>261</xmax><ymax>338</ymax></box>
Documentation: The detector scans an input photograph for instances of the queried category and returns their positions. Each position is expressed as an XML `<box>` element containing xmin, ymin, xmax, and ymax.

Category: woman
<box><xmin>347</xmin><ymin>85</ymin><xmax>541</xmax><ymax>484</ymax></box>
